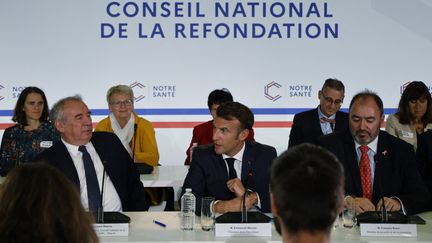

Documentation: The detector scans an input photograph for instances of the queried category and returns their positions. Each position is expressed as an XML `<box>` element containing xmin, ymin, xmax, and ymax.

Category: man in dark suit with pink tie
<box><xmin>319</xmin><ymin>91</ymin><xmax>430</xmax><ymax>215</ymax></box>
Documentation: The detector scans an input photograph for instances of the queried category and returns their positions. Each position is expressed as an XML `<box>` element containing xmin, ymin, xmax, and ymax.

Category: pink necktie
<box><xmin>359</xmin><ymin>145</ymin><xmax>372</xmax><ymax>200</ymax></box>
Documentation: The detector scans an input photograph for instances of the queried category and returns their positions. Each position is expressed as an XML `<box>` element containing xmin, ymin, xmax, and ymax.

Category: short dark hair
<box><xmin>396</xmin><ymin>81</ymin><xmax>432</xmax><ymax>125</ymax></box>
<box><xmin>270</xmin><ymin>144</ymin><xmax>344</xmax><ymax>234</ymax></box>
<box><xmin>216</xmin><ymin>101</ymin><xmax>254</xmax><ymax>131</ymax></box>
<box><xmin>349</xmin><ymin>90</ymin><xmax>384</xmax><ymax>116</ymax></box>
<box><xmin>207</xmin><ymin>89</ymin><xmax>233</xmax><ymax>110</ymax></box>
<box><xmin>321</xmin><ymin>78</ymin><xmax>345</xmax><ymax>92</ymax></box>
<box><xmin>12</xmin><ymin>87</ymin><xmax>49</xmax><ymax>125</ymax></box>
<box><xmin>0</xmin><ymin>163</ymin><xmax>98</xmax><ymax>243</ymax></box>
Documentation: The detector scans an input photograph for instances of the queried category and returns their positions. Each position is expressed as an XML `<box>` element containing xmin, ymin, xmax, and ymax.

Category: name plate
<box><xmin>360</xmin><ymin>223</ymin><xmax>417</xmax><ymax>237</ymax></box>
<box><xmin>215</xmin><ymin>223</ymin><xmax>271</xmax><ymax>237</ymax></box>
<box><xmin>94</xmin><ymin>223</ymin><xmax>129</xmax><ymax>236</ymax></box>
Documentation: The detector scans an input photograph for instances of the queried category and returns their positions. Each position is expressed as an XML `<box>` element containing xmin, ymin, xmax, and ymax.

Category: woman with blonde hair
<box><xmin>0</xmin><ymin>163</ymin><xmax>98</xmax><ymax>243</ymax></box>
<box><xmin>95</xmin><ymin>84</ymin><xmax>159</xmax><ymax>165</ymax></box>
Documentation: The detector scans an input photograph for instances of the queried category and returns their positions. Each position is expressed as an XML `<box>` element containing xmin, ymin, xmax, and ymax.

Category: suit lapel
<box><xmin>241</xmin><ymin>141</ymin><xmax>253</xmax><ymax>184</ymax></box>
<box><xmin>214</xmin><ymin>151</ymin><xmax>229</xmax><ymax>180</ymax></box>
<box><xmin>372</xmin><ymin>132</ymin><xmax>388</xmax><ymax>203</ymax></box>
<box><xmin>312</xmin><ymin>108</ymin><xmax>324</xmax><ymax>137</ymax></box>
<box><xmin>334</xmin><ymin>111</ymin><xmax>345</xmax><ymax>131</ymax></box>
<box><xmin>56</xmin><ymin>142</ymin><xmax>80</xmax><ymax>189</ymax></box>
<box><xmin>343</xmin><ymin>132</ymin><xmax>363</xmax><ymax>195</ymax></box>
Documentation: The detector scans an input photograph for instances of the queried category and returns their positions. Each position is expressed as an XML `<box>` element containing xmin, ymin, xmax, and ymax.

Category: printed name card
<box><xmin>215</xmin><ymin>223</ymin><xmax>271</xmax><ymax>237</ymax></box>
<box><xmin>360</xmin><ymin>223</ymin><xmax>417</xmax><ymax>237</ymax></box>
<box><xmin>94</xmin><ymin>223</ymin><xmax>129</xmax><ymax>236</ymax></box>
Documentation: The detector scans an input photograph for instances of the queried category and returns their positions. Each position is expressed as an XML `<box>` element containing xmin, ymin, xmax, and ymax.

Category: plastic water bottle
<box><xmin>181</xmin><ymin>188</ymin><xmax>196</xmax><ymax>230</ymax></box>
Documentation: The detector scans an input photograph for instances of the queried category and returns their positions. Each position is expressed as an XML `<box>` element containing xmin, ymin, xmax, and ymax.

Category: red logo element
<box><xmin>129</xmin><ymin>82</ymin><xmax>146</xmax><ymax>102</ymax></box>
<box><xmin>264</xmin><ymin>81</ymin><xmax>282</xmax><ymax>101</ymax></box>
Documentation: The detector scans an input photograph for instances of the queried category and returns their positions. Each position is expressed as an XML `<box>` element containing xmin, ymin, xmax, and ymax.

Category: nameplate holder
<box><xmin>215</xmin><ymin>222</ymin><xmax>271</xmax><ymax>237</ymax></box>
<box><xmin>94</xmin><ymin>223</ymin><xmax>129</xmax><ymax>236</ymax></box>
<box><xmin>360</xmin><ymin>223</ymin><xmax>417</xmax><ymax>237</ymax></box>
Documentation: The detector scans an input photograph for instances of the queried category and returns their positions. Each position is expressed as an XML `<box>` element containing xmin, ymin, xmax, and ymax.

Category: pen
<box><xmin>153</xmin><ymin>220</ymin><xmax>167</xmax><ymax>228</ymax></box>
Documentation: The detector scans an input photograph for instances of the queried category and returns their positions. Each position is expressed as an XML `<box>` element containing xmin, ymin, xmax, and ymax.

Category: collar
<box><xmin>354</xmin><ymin>135</ymin><xmax>378</xmax><ymax>153</ymax></box>
<box><xmin>222</xmin><ymin>142</ymin><xmax>246</xmax><ymax>162</ymax></box>
<box><xmin>62</xmin><ymin>138</ymin><xmax>91</xmax><ymax>156</ymax></box>
<box><xmin>317</xmin><ymin>106</ymin><xmax>336</xmax><ymax>120</ymax></box>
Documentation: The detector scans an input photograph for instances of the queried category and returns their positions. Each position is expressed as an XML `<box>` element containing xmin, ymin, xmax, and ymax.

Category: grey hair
<box><xmin>50</xmin><ymin>95</ymin><xmax>83</xmax><ymax>122</ymax></box>
<box><xmin>106</xmin><ymin>85</ymin><xmax>134</xmax><ymax>104</ymax></box>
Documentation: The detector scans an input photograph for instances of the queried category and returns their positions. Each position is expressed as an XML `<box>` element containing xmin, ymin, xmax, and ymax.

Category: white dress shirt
<box><xmin>62</xmin><ymin>139</ymin><xmax>122</xmax><ymax>211</ymax></box>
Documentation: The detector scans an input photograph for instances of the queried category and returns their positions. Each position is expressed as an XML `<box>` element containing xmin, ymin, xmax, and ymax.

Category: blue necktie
<box><xmin>79</xmin><ymin>145</ymin><xmax>101</xmax><ymax>212</ymax></box>
<box><xmin>225</xmin><ymin>158</ymin><xmax>237</xmax><ymax>179</ymax></box>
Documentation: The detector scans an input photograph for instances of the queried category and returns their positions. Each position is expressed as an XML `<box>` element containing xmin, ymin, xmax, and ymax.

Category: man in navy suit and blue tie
<box><xmin>181</xmin><ymin>101</ymin><xmax>277</xmax><ymax>214</ymax></box>
<box><xmin>288</xmin><ymin>78</ymin><xmax>348</xmax><ymax>148</ymax></box>
<box><xmin>35</xmin><ymin>96</ymin><xmax>148</xmax><ymax>212</ymax></box>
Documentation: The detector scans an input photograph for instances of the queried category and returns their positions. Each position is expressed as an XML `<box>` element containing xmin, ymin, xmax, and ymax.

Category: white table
<box><xmin>140</xmin><ymin>165</ymin><xmax>189</xmax><ymax>201</ymax></box>
<box><xmin>100</xmin><ymin>211</ymin><xmax>432</xmax><ymax>243</ymax></box>
<box><xmin>140</xmin><ymin>165</ymin><xmax>188</xmax><ymax>188</ymax></box>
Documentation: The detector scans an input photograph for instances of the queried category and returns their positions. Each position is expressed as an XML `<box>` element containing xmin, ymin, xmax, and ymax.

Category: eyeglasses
<box><xmin>110</xmin><ymin>99</ymin><xmax>133</xmax><ymax>107</ymax></box>
<box><xmin>321</xmin><ymin>93</ymin><xmax>343</xmax><ymax>106</ymax></box>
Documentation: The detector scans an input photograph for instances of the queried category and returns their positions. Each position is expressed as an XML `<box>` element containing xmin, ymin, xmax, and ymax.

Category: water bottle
<box><xmin>181</xmin><ymin>188</ymin><xmax>196</xmax><ymax>230</ymax></box>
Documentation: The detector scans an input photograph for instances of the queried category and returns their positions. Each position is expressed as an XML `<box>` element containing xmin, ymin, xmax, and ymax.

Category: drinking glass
<box><xmin>343</xmin><ymin>201</ymin><xmax>357</xmax><ymax>228</ymax></box>
<box><xmin>200</xmin><ymin>197</ymin><xmax>215</xmax><ymax>231</ymax></box>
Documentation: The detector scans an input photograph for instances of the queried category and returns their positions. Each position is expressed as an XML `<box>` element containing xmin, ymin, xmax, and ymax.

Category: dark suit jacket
<box><xmin>318</xmin><ymin>130</ymin><xmax>430</xmax><ymax>215</ymax></box>
<box><xmin>182</xmin><ymin>140</ymin><xmax>276</xmax><ymax>214</ymax></box>
<box><xmin>184</xmin><ymin>120</ymin><xmax>255</xmax><ymax>165</ymax></box>
<box><xmin>416</xmin><ymin>130</ymin><xmax>432</xmax><ymax>210</ymax></box>
<box><xmin>34</xmin><ymin>132</ymin><xmax>148</xmax><ymax>211</ymax></box>
<box><xmin>288</xmin><ymin>108</ymin><xmax>348</xmax><ymax>148</ymax></box>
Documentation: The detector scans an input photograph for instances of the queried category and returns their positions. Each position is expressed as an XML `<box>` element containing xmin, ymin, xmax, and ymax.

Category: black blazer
<box><xmin>288</xmin><ymin>108</ymin><xmax>348</xmax><ymax>148</ymax></box>
<box><xmin>34</xmin><ymin>132</ymin><xmax>148</xmax><ymax>211</ymax></box>
<box><xmin>416</xmin><ymin>130</ymin><xmax>432</xmax><ymax>210</ymax></box>
<box><xmin>318</xmin><ymin>130</ymin><xmax>430</xmax><ymax>215</ymax></box>
<box><xmin>181</xmin><ymin>141</ymin><xmax>277</xmax><ymax>214</ymax></box>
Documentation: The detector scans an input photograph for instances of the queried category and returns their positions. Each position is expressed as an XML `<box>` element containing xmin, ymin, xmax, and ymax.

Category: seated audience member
<box><xmin>270</xmin><ymin>144</ymin><xmax>344</xmax><ymax>243</ymax></box>
<box><xmin>34</xmin><ymin>95</ymin><xmax>148</xmax><ymax>212</ymax></box>
<box><xmin>184</xmin><ymin>88</ymin><xmax>255</xmax><ymax>165</ymax></box>
<box><xmin>0</xmin><ymin>86</ymin><xmax>59</xmax><ymax>176</ymax></box>
<box><xmin>95</xmin><ymin>85</ymin><xmax>170</xmax><ymax>209</ymax></box>
<box><xmin>0</xmin><ymin>163</ymin><xmax>98</xmax><ymax>243</ymax></box>
<box><xmin>386</xmin><ymin>81</ymin><xmax>432</xmax><ymax>151</ymax></box>
<box><xmin>181</xmin><ymin>101</ymin><xmax>276</xmax><ymax>214</ymax></box>
<box><xmin>95</xmin><ymin>84</ymin><xmax>159</xmax><ymax>166</ymax></box>
<box><xmin>319</xmin><ymin>90</ymin><xmax>430</xmax><ymax>215</ymax></box>
<box><xmin>288</xmin><ymin>78</ymin><xmax>348</xmax><ymax>148</ymax></box>
<box><xmin>416</xmin><ymin>130</ymin><xmax>432</xmax><ymax>209</ymax></box>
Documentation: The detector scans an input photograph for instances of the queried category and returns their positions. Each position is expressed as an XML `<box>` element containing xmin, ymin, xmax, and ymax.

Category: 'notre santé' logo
<box><xmin>129</xmin><ymin>82</ymin><xmax>146</xmax><ymax>102</ymax></box>
<box><xmin>264</xmin><ymin>81</ymin><xmax>282</xmax><ymax>102</ymax></box>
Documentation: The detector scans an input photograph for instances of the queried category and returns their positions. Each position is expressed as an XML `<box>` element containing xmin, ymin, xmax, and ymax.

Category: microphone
<box><xmin>241</xmin><ymin>161</ymin><xmax>253</xmax><ymax>223</ymax></box>
<box><xmin>132</xmin><ymin>123</ymin><xmax>138</xmax><ymax>162</ymax></box>
<box><xmin>94</xmin><ymin>160</ymin><xmax>131</xmax><ymax>224</ymax></box>
<box><xmin>356</xmin><ymin>154</ymin><xmax>407</xmax><ymax>224</ymax></box>
<box><xmin>375</xmin><ymin>159</ymin><xmax>388</xmax><ymax>222</ymax></box>
<box><xmin>97</xmin><ymin>160</ymin><xmax>107</xmax><ymax>223</ymax></box>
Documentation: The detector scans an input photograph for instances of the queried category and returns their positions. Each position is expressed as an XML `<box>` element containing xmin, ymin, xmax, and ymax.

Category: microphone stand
<box><xmin>375</xmin><ymin>159</ymin><xmax>388</xmax><ymax>222</ymax></box>
<box><xmin>132</xmin><ymin>123</ymin><xmax>138</xmax><ymax>162</ymax></box>
<box><xmin>241</xmin><ymin>189</ymin><xmax>248</xmax><ymax>223</ymax></box>
<box><xmin>241</xmin><ymin>167</ymin><xmax>253</xmax><ymax>223</ymax></box>
<box><xmin>97</xmin><ymin>161</ymin><xmax>107</xmax><ymax>223</ymax></box>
